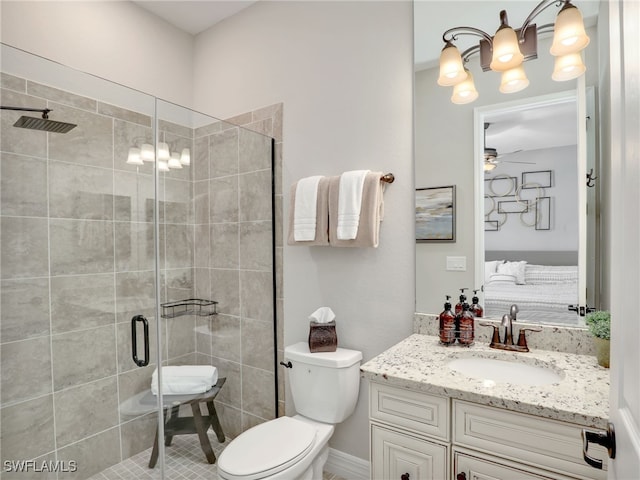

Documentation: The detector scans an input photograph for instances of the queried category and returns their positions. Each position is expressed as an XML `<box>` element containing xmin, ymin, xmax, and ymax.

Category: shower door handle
<box><xmin>131</xmin><ymin>315</ymin><xmax>150</xmax><ymax>367</ymax></box>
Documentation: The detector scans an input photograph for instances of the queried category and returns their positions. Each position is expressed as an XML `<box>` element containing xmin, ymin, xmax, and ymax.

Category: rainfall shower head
<box><xmin>0</xmin><ymin>106</ymin><xmax>77</xmax><ymax>133</ymax></box>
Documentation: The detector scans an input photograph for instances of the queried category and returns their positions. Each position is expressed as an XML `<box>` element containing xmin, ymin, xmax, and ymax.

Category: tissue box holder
<box><xmin>308</xmin><ymin>320</ymin><xmax>337</xmax><ymax>352</ymax></box>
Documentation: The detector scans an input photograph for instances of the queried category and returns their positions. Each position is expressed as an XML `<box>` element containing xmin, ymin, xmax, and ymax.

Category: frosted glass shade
<box><xmin>490</xmin><ymin>26</ymin><xmax>524</xmax><ymax>72</ymax></box>
<box><xmin>157</xmin><ymin>160</ymin><xmax>170</xmax><ymax>173</ymax></box>
<box><xmin>126</xmin><ymin>147</ymin><xmax>144</xmax><ymax>165</ymax></box>
<box><xmin>499</xmin><ymin>66</ymin><xmax>529</xmax><ymax>93</ymax></box>
<box><xmin>550</xmin><ymin>4</ymin><xmax>590</xmax><ymax>56</ymax></box>
<box><xmin>438</xmin><ymin>44</ymin><xmax>467</xmax><ymax>86</ymax></box>
<box><xmin>168</xmin><ymin>152</ymin><xmax>183</xmax><ymax>169</ymax></box>
<box><xmin>140</xmin><ymin>143</ymin><xmax>155</xmax><ymax>162</ymax></box>
<box><xmin>180</xmin><ymin>148</ymin><xmax>191</xmax><ymax>166</ymax></box>
<box><xmin>484</xmin><ymin>162</ymin><xmax>497</xmax><ymax>172</ymax></box>
<box><xmin>552</xmin><ymin>52</ymin><xmax>586</xmax><ymax>81</ymax></box>
<box><xmin>451</xmin><ymin>69</ymin><xmax>479</xmax><ymax>104</ymax></box>
<box><xmin>158</xmin><ymin>142</ymin><xmax>170</xmax><ymax>161</ymax></box>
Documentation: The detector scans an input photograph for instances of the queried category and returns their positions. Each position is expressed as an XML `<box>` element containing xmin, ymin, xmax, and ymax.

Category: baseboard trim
<box><xmin>325</xmin><ymin>448</ymin><xmax>369</xmax><ymax>480</ymax></box>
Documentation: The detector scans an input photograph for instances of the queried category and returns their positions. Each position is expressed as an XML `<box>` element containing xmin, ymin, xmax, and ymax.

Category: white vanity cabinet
<box><xmin>369</xmin><ymin>382</ymin><xmax>607</xmax><ymax>480</ymax></box>
<box><xmin>370</xmin><ymin>382</ymin><xmax>450</xmax><ymax>480</ymax></box>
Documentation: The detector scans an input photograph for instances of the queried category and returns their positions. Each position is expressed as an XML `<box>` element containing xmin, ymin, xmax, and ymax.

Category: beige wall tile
<box><xmin>0</xmin><ymin>394</ymin><xmax>55</xmax><ymax>461</ymax></box>
<box><xmin>51</xmin><ymin>274</ymin><xmax>115</xmax><ymax>334</ymax></box>
<box><xmin>1</xmin><ymin>278</ymin><xmax>50</xmax><ymax>343</ymax></box>
<box><xmin>1</xmin><ymin>337</ymin><xmax>52</xmax><ymax>405</ymax></box>
<box><xmin>1</xmin><ymin>153</ymin><xmax>48</xmax><ymax>217</ymax></box>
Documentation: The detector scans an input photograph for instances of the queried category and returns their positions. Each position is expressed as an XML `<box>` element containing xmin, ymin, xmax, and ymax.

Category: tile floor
<box><xmin>88</xmin><ymin>432</ymin><xmax>346</xmax><ymax>480</ymax></box>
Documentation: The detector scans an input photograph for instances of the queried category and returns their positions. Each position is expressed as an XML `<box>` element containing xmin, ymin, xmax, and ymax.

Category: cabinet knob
<box><xmin>400</xmin><ymin>474</ymin><xmax>410</xmax><ymax>480</ymax></box>
<box><xmin>456</xmin><ymin>473</ymin><xmax>467</xmax><ymax>480</ymax></box>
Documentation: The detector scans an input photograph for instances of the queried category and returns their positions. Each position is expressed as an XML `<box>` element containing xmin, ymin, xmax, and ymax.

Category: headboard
<box><xmin>485</xmin><ymin>250</ymin><xmax>578</xmax><ymax>266</ymax></box>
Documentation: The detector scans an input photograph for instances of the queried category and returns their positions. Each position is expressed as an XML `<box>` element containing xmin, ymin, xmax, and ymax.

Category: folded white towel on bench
<box><xmin>151</xmin><ymin>365</ymin><xmax>218</xmax><ymax>395</ymax></box>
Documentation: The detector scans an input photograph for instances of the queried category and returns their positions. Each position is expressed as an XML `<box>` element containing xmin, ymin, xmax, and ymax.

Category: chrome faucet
<box><xmin>480</xmin><ymin>304</ymin><xmax>541</xmax><ymax>352</ymax></box>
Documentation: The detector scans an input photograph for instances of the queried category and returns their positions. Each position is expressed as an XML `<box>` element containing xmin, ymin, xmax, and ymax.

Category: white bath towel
<box><xmin>151</xmin><ymin>365</ymin><xmax>218</xmax><ymax>395</ymax></box>
<box><xmin>293</xmin><ymin>175</ymin><xmax>323</xmax><ymax>241</ymax></box>
<box><xmin>337</xmin><ymin>170</ymin><xmax>370</xmax><ymax>240</ymax></box>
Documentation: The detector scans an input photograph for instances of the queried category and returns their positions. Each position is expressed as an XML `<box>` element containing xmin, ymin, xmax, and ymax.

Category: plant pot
<box><xmin>593</xmin><ymin>337</ymin><xmax>610</xmax><ymax>368</ymax></box>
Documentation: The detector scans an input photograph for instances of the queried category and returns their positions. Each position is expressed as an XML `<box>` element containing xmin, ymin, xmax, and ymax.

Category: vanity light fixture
<box><xmin>439</xmin><ymin>0</ymin><xmax>590</xmax><ymax>105</ymax></box>
<box><xmin>126</xmin><ymin>139</ymin><xmax>191</xmax><ymax>172</ymax></box>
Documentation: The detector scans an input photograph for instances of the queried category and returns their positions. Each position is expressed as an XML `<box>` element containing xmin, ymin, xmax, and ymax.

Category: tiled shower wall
<box><xmin>191</xmin><ymin>105</ymin><xmax>282</xmax><ymax>437</ymax></box>
<box><xmin>0</xmin><ymin>71</ymin><xmax>282</xmax><ymax>479</ymax></box>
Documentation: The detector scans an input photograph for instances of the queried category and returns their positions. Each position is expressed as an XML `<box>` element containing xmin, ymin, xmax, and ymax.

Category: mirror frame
<box><xmin>473</xmin><ymin>77</ymin><xmax>593</xmax><ymax>322</ymax></box>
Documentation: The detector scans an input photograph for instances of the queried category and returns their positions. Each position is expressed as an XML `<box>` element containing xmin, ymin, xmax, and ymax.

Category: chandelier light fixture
<box><xmin>437</xmin><ymin>0</ymin><xmax>590</xmax><ymax>105</ymax></box>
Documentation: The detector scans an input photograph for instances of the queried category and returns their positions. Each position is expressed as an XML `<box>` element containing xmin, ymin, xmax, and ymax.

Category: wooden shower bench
<box><xmin>147</xmin><ymin>377</ymin><xmax>226</xmax><ymax>467</ymax></box>
<box><xmin>118</xmin><ymin>377</ymin><xmax>226</xmax><ymax>467</ymax></box>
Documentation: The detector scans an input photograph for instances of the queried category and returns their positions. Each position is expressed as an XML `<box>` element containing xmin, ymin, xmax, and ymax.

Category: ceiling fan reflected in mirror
<box><xmin>483</xmin><ymin>122</ymin><xmax>535</xmax><ymax>172</ymax></box>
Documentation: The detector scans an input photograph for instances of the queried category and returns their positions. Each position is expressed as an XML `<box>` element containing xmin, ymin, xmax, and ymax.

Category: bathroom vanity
<box><xmin>360</xmin><ymin>334</ymin><xmax>610</xmax><ymax>480</ymax></box>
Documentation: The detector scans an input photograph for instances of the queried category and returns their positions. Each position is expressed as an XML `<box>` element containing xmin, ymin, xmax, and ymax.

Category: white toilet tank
<box><xmin>284</xmin><ymin>342</ymin><xmax>362</xmax><ymax>424</ymax></box>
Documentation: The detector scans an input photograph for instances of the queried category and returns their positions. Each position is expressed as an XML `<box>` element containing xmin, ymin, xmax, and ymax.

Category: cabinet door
<box><xmin>454</xmin><ymin>450</ymin><xmax>575</xmax><ymax>480</ymax></box>
<box><xmin>371</xmin><ymin>424</ymin><xmax>448</xmax><ymax>480</ymax></box>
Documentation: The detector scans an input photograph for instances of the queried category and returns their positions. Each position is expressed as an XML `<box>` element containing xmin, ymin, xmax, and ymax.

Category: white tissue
<box><xmin>309</xmin><ymin>307</ymin><xmax>336</xmax><ymax>324</ymax></box>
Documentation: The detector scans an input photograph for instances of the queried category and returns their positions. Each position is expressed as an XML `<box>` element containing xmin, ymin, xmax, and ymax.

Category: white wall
<box><xmin>415</xmin><ymin>24</ymin><xmax>599</xmax><ymax>313</ymax></box>
<box><xmin>0</xmin><ymin>1</ymin><xmax>194</xmax><ymax>107</ymax></box>
<box><xmin>484</xmin><ymin>145</ymin><xmax>579</xmax><ymax>252</ymax></box>
<box><xmin>192</xmin><ymin>1</ymin><xmax>415</xmax><ymax>460</ymax></box>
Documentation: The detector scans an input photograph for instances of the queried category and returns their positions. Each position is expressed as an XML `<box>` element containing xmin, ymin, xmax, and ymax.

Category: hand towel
<box><xmin>151</xmin><ymin>365</ymin><xmax>218</xmax><ymax>395</ymax></box>
<box><xmin>337</xmin><ymin>170</ymin><xmax>370</xmax><ymax>240</ymax></box>
<box><xmin>287</xmin><ymin>176</ymin><xmax>330</xmax><ymax>246</ymax></box>
<box><xmin>292</xmin><ymin>175</ymin><xmax>323</xmax><ymax>241</ymax></box>
<box><xmin>329</xmin><ymin>171</ymin><xmax>385</xmax><ymax>248</ymax></box>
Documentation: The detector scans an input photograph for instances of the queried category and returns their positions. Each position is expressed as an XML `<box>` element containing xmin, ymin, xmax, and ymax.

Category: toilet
<box><xmin>217</xmin><ymin>342</ymin><xmax>362</xmax><ymax>480</ymax></box>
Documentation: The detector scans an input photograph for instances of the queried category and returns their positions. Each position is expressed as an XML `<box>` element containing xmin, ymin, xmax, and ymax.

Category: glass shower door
<box><xmin>154</xmin><ymin>99</ymin><xmax>277</xmax><ymax>478</ymax></box>
<box><xmin>0</xmin><ymin>43</ymin><xmax>163</xmax><ymax>479</ymax></box>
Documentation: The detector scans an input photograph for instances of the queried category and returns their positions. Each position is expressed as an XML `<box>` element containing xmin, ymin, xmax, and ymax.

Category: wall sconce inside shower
<box><xmin>127</xmin><ymin>142</ymin><xmax>191</xmax><ymax>172</ymax></box>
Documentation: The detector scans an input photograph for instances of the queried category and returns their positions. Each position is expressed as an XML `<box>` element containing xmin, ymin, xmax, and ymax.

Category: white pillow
<box><xmin>488</xmin><ymin>273</ymin><xmax>517</xmax><ymax>284</ymax></box>
<box><xmin>484</xmin><ymin>260</ymin><xmax>503</xmax><ymax>285</ymax></box>
<box><xmin>497</xmin><ymin>261</ymin><xmax>527</xmax><ymax>285</ymax></box>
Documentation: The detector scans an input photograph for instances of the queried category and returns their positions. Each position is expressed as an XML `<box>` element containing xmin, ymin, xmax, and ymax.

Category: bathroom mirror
<box><xmin>414</xmin><ymin>1</ymin><xmax>602</xmax><ymax>325</ymax></box>
<box><xmin>473</xmin><ymin>86</ymin><xmax>596</xmax><ymax>325</ymax></box>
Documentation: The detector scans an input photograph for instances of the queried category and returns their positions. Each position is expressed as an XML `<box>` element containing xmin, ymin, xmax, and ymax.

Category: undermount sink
<box><xmin>447</xmin><ymin>356</ymin><xmax>563</xmax><ymax>386</ymax></box>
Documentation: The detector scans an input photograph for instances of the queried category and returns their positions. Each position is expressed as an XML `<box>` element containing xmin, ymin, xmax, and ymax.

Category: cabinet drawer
<box><xmin>454</xmin><ymin>448</ymin><xmax>577</xmax><ymax>480</ymax></box>
<box><xmin>372</xmin><ymin>424</ymin><xmax>449</xmax><ymax>480</ymax></box>
<box><xmin>453</xmin><ymin>400</ymin><xmax>606</xmax><ymax>480</ymax></box>
<box><xmin>370</xmin><ymin>382</ymin><xmax>450</xmax><ymax>440</ymax></box>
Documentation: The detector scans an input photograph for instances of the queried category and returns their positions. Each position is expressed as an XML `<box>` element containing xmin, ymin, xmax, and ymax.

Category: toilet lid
<box><xmin>218</xmin><ymin>417</ymin><xmax>316</xmax><ymax>480</ymax></box>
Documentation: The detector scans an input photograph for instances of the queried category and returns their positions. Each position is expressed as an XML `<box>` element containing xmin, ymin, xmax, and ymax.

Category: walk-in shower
<box><xmin>0</xmin><ymin>43</ymin><xmax>280</xmax><ymax>479</ymax></box>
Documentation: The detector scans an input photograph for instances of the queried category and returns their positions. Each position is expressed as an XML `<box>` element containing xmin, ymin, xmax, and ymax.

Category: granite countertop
<box><xmin>360</xmin><ymin>334</ymin><xmax>609</xmax><ymax>429</ymax></box>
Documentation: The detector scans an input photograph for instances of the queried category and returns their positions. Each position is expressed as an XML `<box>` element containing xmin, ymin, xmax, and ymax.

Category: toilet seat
<box><xmin>218</xmin><ymin>416</ymin><xmax>317</xmax><ymax>480</ymax></box>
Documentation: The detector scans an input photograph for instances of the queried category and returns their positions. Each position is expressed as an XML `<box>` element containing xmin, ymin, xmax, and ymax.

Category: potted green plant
<box><xmin>586</xmin><ymin>310</ymin><xmax>610</xmax><ymax>368</ymax></box>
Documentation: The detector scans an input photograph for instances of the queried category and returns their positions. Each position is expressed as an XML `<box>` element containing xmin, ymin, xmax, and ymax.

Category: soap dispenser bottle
<box><xmin>439</xmin><ymin>295</ymin><xmax>456</xmax><ymax>345</ymax></box>
<box><xmin>454</xmin><ymin>288</ymin><xmax>468</xmax><ymax>316</ymax></box>
<box><xmin>458</xmin><ymin>302</ymin><xmax>475</xmax><ymax>346</ymax></box>
<box><xmin>471</xmin><ymin>289</ymin><xmax>484</xmax><ymax>318</ymax></box>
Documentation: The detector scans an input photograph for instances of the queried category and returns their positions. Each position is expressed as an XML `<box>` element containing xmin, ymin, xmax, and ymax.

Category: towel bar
<box><xmin>381</xmin><ymin>173</ymin><xmax>395</xmax><ymax>183</ymax></box>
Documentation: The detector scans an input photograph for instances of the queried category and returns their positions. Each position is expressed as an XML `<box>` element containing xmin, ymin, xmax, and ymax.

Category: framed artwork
<box><xmin>416</xmin><ymin>185</ymin><xmax>456</xmax><ymax>242</ymax></box>
<box><xmin>522</xmin><ymin>170</ymin><xmax>552</xmax><ymax>188</ymax></box>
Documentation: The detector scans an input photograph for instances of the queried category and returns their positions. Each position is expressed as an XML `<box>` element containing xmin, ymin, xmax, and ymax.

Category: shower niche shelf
<box><xmin>161</xmin><ymin>299</ymin><xmax>218</xmax><ymax>319</ymax></box>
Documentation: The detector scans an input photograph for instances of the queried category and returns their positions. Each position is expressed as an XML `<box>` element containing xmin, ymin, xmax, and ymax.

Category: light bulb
<box><xmin>550</xmin><ymin>3</ymin><xmax>590</xmax><ymax>56</ymax></box>
<box><xmin>168</xmin><ymin>152</ymin><xmax>183</xmax><ymax>169</ymax></box>
<box><xmin>484</xmin><ymin>162</ymin><xmax>497</xmax><ymax>172</ymax></box>
<box><xmin>180</xmin><ymin>148</ymin><xmax>191</xmax><ymax>166</ymax></box>
<box><xmin>437</xmin><ymin>43</ymin><xmax>467</xmax><ymax>86</ymax></box>
<box><xmin>451</xmin><ymin>69</ymin><xmax>479</xmax><ymax>105</ymax></box>
<box><xmin>140</xmin><ymin>143</ymin><xmax>155</xmax><ymax>162</ymax></box>
<box><xmin>157</xmin><ymin>160</ymin><xmax>170</xmax><ymax>173</ymax></box>
<box><xmin>552</xmin><ymin>52</ymin><xmax>586</xmax><ymax>81</ymax></box>
<box><xmin>158</xmin><ymin>142</ymin><xmax>170</xmax><ymax>161</ymax></box>
<box><xmin>499</xmin><ymin>66</ymin><xmax>529</xmax><ymax>94</ymax></box>
<box><xmin>490</xmin><ymin>26</ymin><xmax>524</xmax><ymax>72</ymax></box>
<box><xmin>126</xmin><ymin>147</ymin><xmax>143</xmax><ymax>166</ymax></box>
